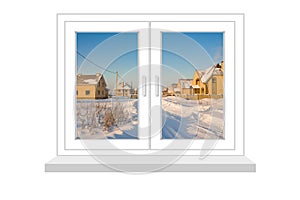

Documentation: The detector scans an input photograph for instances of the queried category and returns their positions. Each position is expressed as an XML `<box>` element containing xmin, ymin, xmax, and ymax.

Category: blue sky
<box><xmin>161</xmin><ymin>32</ymin><xmax>223</xmax><ymax>87</ymax></box>
<box><xmin>76</xmin><ymin>32</ymin><xmax>138</xmax><ymax>89</ymax></box>
<box><xmin>76</xmin><ymin>32</ymin><xmax>223</xmax><ymax>89</ymax></box>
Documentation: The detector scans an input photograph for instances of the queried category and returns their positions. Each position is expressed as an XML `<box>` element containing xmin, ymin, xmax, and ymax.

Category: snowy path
<box><xmin>162</xmin><ymin>96</ymin><xmax>224</xmax><ymax>139</ymax></box>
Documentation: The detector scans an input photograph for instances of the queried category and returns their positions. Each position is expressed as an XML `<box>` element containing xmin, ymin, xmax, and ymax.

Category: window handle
<box><xmin>142</xmin><ymin>76</ymin><xmax>146</xmax><ymax>97</ymax></box>
<box><xmin>155</xmin><ymin>75</ymin><xmax>159</xmax><ymax>97</ymax></box>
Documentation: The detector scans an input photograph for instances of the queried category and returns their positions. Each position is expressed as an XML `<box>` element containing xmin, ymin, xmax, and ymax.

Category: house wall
<box><xmin>192</xmin><ymin>71</ymin><xmax>207</xmax><ymax>95</ymax></box>
<box><xmin>192</xmin><ymin>71</ymin><xmax>200</xmax><ymax>86</ymax></box>
<box><xmin>95</xmin><ymin>77</ymin><xmax>108</xmax><ymax>99</ymax></box>
<box><xmin>76</xmin><ymin>85</ymin><xmax>96</xmax><ymax>99</ymax></box>
<box><xmin>206</xmin><ymin>75</ymin><xmax>224</xmax><ymax>95</ymax></box>
<box><xmin>115</xmin><ymin>89</ymin><xmax>131</xmax><ymax>97</ymax></box>
<box><xmin>181</xmin><ymin>88</ymin><xmax>192</xmax><ymax>95</ymax></box>
<box><xmin>177</xmin><ymin>81</ymin><xmax>181</xmax><ymax>92</ymax></box>
<box><xmin>95</xmin><ymin>87</ymin><xmax>108</xmax><ymax>99</ymax></box>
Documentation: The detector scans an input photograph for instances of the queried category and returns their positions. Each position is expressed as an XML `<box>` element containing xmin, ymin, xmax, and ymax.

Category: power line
<box><xmin>117</xmin><ymin>73</ymin><xmax>127</xmax><ymax>83</ymax></box>
<box><xmin>76</xmin><ymin>50</ymin><xmax>130</xmax><ymax>86</ymax></box>
<box><xmin>76</xmin><ymin>51</ymin><xmax>116</xmax><ymax>74</ymax></box>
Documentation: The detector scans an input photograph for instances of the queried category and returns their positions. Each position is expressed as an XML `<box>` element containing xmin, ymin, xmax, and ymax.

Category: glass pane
<box><xmin>161</xmin><ymin>32</ymin><xmax>224</xmax><ymax>139</ymax></box>
<box><xmin>76</xmin><ymin>32</ymin><xmax>138</xmax><ymax>139</ymax></box>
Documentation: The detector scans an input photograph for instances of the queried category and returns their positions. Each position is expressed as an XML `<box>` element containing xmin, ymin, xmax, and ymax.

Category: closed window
<box><xmin>53</xmin><ymin>14</ymin><xmax>252</xmax><ymax>173</ymax></box>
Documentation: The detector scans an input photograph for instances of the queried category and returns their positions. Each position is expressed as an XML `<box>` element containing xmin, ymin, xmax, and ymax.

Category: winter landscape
<box><xmin>75</xmin><ymin>32</ymin><xmax>225</xmax><ymax>140</ymax></box>
<box><xmin>76</xmin><ymin>98</ymin><xmax>138</xmax><ymax>139</ymax></box>
<box><xmin>76</xmin><ymin>96</ymin><xmax>224</xmax><ymax>140</ymax></box>
<box><xmin>161</xmin><ymin>96</ymin><xmax>224</xmax><ymax>139</ymax></box>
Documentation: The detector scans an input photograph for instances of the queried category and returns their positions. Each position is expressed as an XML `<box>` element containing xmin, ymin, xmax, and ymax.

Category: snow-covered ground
<box><xmin>162</xmin><ymin>96</ymin><xmax>224</xmax><ymax>139</ymax></box>
<box><xmin>76</xmin><ymin>96</ymin><xmax>224</xmax><ymax>140</ymax></box>
<box><xmin>76</xmin><ymin>98</ymin><xmax>138</xmax><ymax>139</ymax></box>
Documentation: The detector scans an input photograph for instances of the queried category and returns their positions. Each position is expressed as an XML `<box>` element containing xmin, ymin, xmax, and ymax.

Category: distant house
<box><xmin>115</xmin><ymin>82</ymin><xmax>134</xmax><ymax>97</ymax></box>
<box><xmin>76</xmin><ymin>73</ymin><xmax>109</xmax><ymax>99</ymax></box>
<box><xmin>177</xmin><ymin>79</ymin><xmax>193</xmax><ymax>96</ymax></box>
<box><xmin>173</xmin><ymin>88</ymin><xmax>181</xmax><ymax>96</ymax></box>
<box><xmin>192</xmin><ymin>61</ymin><xmax>224</xmax><ymax>96</ymax></box>
<box><xmin>168</xmin><ymin>83</ymin><xmax>178</xmax><ymax>96</ymax></box>
<box><xmin>131</xmin><ymin>88</ymin><xmax>138</xmax><ymax>99</ymax></box>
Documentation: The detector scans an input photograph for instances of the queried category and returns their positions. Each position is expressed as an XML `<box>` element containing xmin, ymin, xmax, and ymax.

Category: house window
<box><xmin>76</xmin><ymin>90</ymin><xmax>78</xmax><ymax>95</ymax></box>
<box><xmin>97</xmin><ymin>90</ymin><xmax>100</xmax><ymax>95</ymax></box>
<box><xmin>48</xmin><ymin>14</ymin><xmax>254</xmax><ymax>172</ymax></box>
<box><xmin>212</xmin><ymin>77</ymin><xmax>217</xmax><ymax>95</ymax></box>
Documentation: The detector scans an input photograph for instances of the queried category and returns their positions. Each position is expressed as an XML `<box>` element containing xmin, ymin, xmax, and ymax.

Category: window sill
<box><xmin>45</xmin><ymin>155</ymin><xmax>255</xmax><ymax>172</ymax></box>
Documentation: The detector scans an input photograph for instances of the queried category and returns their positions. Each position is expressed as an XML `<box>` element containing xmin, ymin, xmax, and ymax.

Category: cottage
<box><xmin>76</xmin><ymin>73</ymin><xmax>109</xmax><ymax>99</ymax></box>
<box><xmin>192</xmin><ymin>61</ymin><xmax>224</xmax><ymax>96</ymax></box>
<box><xmin>177</xmin><ymin>79</ymin><xmax>193</xmax><ymax>96</ymax></box>
<box><xmin>115</xmin><ymin>82</ymin><xmax>134</xmax><ymax>97</ymax></box>
<box><xmin>168</xmin><ymin>83</ymin><xmax>178</xmax><ymax>96</ymax></box>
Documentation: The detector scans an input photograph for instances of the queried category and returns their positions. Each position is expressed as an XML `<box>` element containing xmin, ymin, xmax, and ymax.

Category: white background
<box><xmin>0</xmin><ymin>1</ymin><xmax>299</xmax><ymax>200</ymax></box>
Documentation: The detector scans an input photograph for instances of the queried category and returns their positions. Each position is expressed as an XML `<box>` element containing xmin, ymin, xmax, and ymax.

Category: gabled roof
<box><xmin>76</xmin><ymin>74</ymin><xmax>102</xmax><ymax>85</ymax></box>
<box><xmin>116</xmin><ymin>82</ymin><xmax>132</xmax><ymax>90</ymax></box>
<box><xmin>201</xmin><ymin>63</ymin><xmax>223</xmax><ymax>83</ymax></box>
<box><xmin>178</xmin><ymin>79</ymin><xmax>192</xmax><ymax>89</ymax></box>
<box><xmin>196</xmin><ymin>70</ymin><xmax>205</xmax><ymax>77</ymax></box>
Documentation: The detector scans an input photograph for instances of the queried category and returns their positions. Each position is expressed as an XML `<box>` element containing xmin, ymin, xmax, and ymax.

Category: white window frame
<box><xmin>56</xmin><ymin>14</ymin><xmax>246</xmax><ymax>157</ymax></box>
<box><xmin>150</xmin><ymin>21</ymin><xmax>236</xmax><ymax>152</ymax></box>
<box><xmin>58</xmin><ymin>19</ymin><xmax>151</xmax><ymax>153</ymax></box>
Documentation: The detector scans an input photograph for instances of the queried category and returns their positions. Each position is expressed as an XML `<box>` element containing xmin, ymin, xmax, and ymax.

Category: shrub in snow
<box><xmin>112</xmin><ymin>103</ymin><xmax>127</xmax><ymax>125</ymax></box>
<box><xmin>103</xmin><ymin>108</ymin><xmax>115</xmax><ymax>130</ymax></box>
<box><xmin>95</xmin><ymin>103</ymin><xmax>106</xmax><ymax>125</ymax></box>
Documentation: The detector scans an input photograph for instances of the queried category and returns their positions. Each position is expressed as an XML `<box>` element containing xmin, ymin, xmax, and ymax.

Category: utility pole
<box><xmin>123</xmin><ymin>81</ymin><xmax>124</xmax><ymax>96</ymax></box>
<box><xmin>116</xmin><ymin>71</ymin><xmax>118</xmax><ymax>96</ymax></box>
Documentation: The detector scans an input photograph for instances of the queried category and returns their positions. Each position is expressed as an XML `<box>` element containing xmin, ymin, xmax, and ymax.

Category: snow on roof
<box><xmin>192</xmin><ymin>85</ymin><xmax>200</xmax><ymax>89</ymax></box>
<box><xmin>117</xmin><ymin>82</ymin><xmax>132</xmax><ymax>90</ymax></box>
<box><xmin>83</xmin><ymin>79</ymin><xmax>98</xmax><ymax>84</ymax></box>
<box><xmin>200</xmin><ymin>63</ymin><xmax>223</xmax><ymax>83</ymax></box>
<box><xmin>196</xmin><ymin>70</ymin><xmax>205</xmax><ymax>77</ymax></box>
<box><xmin>179</xmin><ymin>79</ymin><xmax>192</xmax><ymax>89</ymax></box>
<box><xmin>76</xmin><ymin>74</ymin><xmax>102</xmax><ymax>85</ymax></box>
